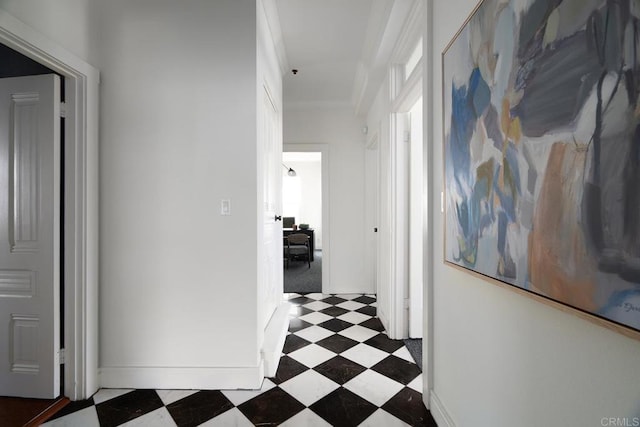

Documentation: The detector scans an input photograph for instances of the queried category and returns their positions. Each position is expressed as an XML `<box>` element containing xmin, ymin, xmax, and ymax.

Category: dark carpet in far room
<box><xmin>284</xmin><ymin>250</ymin><xmax>322</xmax><ymax>293</ymax></box>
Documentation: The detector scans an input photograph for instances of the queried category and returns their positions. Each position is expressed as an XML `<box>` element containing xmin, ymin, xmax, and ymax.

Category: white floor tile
<box><xmin>292</xmin><ymin>325</ymin><xmax>334</xmax><ymax>342</ymax></box>
<box><xmin>360</xmin><ymin>409</ymin><xmax>410</xmax><ymax>427</ymax></box>
<box><xmin>120</xmin><ymin>407</ymin><xmax>177</xmax><ymax>427</ymax></box>
<box><xmin>336</xmin><ymin>311</ymin><xmax>371</xmax><ymax>325</ymax></box>
<box><xmin>343</xmin><ymin>370</ymin><xmax>404</xmax><ymax>406</ymax></box>
<box><xmin>338</xmin><ymin>325</ymin><xmax>379</xmax><ymax>342</ymax></box>
<box><xmin>336</xmin><ymin>294</ymin><xmax>363</xmax><ymax>300</ymax></box>
<box><xmin>341</xmin><ymin>343</ymin><xmax>390</xmax><ymax>368</ymax></box>
<box><xmin>299</xmin><ymin>311</ymin><xmax>333</xmax><ymax>325</ymax></box>
<box><xmin>336</xmin><ymin>300</ymin><xmax>366</xmax><ymax>311</ymax></box>
<box><xmin>279</xmin><ymin>370</ymin><xmax>339</xmax><ymax>406</ymax></box>
<box><xmin>280</xmin><ymin>408</ymin><xmax>332</xmax><ymax>427</ymax></box>
<box><xmin>92</xmin><ymin>388</ymin><xmax>134</xmax><ymax>404</ymax></box>
<box><xmin>42</xmin><ymin>407</ymin><xmax>100</xmax><ymax>427</ymax></box>
<box><xmin>305</xmin><ymin>293</ymin><xmax>325</xmax><ymax>300</ymax></box>
<box><xmin>156</xmin><ymin>389</ymin><xmax>199</xmax><ymax>406</ymax></box>
<box><xmin>199</xmin><ymin>407</ymin><xmax>254</xmax><ymax>426</ymax></box>
<box><xmin>288</xmin><ymin>343</ymin><xmax>336</xmax><ymax>368</ymax></box>
<box><xmin>284</xmin><ymin>293</ymin><xmax>303</xmax><ymax>299</ymax></box>
<box><xmin>303</xmin><ymin>301</ymin><xmax>332</xmax><ymax>311</ymax></box>
<box><xmin>407</xmin><ymin>373</ymin><xmax>423</xmax><ymax>392</ymax></box>
<box><xmin>392</xmin><ymin>346</ymin><xmax>415</xmax><ymax>363</ymax></box>
<box><xmin>222</xmin><ymin>379</ymin><xmax>276</xmax><ymax>406</ymax></box>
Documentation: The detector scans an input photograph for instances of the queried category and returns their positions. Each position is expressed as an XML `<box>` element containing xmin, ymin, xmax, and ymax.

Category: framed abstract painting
<box><xmin>442</xmin><ymin>0</ymin><xmax>640</xmax><ymax>336</ymax></box>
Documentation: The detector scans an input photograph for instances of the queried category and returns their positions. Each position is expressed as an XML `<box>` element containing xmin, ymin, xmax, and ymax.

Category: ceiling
<box><xmin>270</xmin><ymin>0</ymin><xmax>417</xmax><ymax>115</ymax></box>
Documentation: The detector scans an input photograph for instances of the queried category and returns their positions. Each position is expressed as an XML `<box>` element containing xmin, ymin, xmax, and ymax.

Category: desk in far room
<box><xmin>283</xmin><ymin>228</ymin><xmax>315</xmax><ymax>261</ymax></box>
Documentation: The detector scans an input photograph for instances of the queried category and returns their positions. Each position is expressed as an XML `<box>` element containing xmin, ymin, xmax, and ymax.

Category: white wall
<box><xmin>284</xmin><ymin>108</ymin><xmax>371</xmax><ymax>294</ymax></box>
<box><xmin>282</xmin><ymin>155</ymin><xmax>323</xmax><ymax>249</ymax></box>
<box><xmin>429</xmin><ymin>1</ymin><xmax>640</xmax><ymax>426</ymax></box>
<box><xmin>93</xmin><ymin>0</ymin><xmax>268</xmax><ymax>389</ymax></box>
<box><xmin>0</xmin><ymin>0</ymin><xmax>96</xmax><ymax>62</ymax></box>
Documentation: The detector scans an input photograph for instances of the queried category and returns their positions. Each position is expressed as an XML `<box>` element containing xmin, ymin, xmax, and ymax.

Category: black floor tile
<box><xmin>371</xmin><ymin>355</ymin><xmax>422</xmax><ymax>385</ymax></box>
<box><xmin>352</xmin><ymin>295</ymin><xmax>376</xmax><ymax>305</ymax></box>
<box><xmin>320</xmin><ymin>306</ymin><xmax>350</xmax><ymax>317</ymax></box>
<box><xmin>166</xmin><ymin>390</ymin><xmax>233</xmax><ymax>427</ymax></box>
<box><xmin>356</xmin><ymin>305</ymin><xmax>377</xmax><ymax>317</ymax></box>
<box><xmin>316</xmin><ymin>334</ymin><xmax>359</xmax><ymax>354</ymax></box>
<box><xmin>322</xmin><ymin>296</ymin><xmax>347</xmax><ymax>305</ymax></box>
<box><xmin>382</xmin><ymin>387</ymin><xmax>437</xmax><ymax>426</ymax></box>
<box><xmin>310</xmin><ymin>387</ymin><xmax>377</xmax><ymax>427</ymax></box>
<box><xmin>95</xmin><ymin>389</ymin><xmax>164</xmax><ymax>427</ymax></box>
<box><xmin>288</xmin><ymin>318</ymin><xmax>312</xmax><ymax>333</ymax></box>
<box><xmin>270</xmin><ymin>355</ymin><xmax>308</xmax><ymax>384</ymax></box>
<box><xmin>318</xmin><ymin>318</ymin><xmax>355</xmax><ymax>333</ymax></box>
<box><xmin>313</xmin><ymin>356</ymin><xmax>367</xmax><ymax>385</ymax></box>
<box><xmin>288</xmin><ymin>296</ymin><xmax>314</xmax><ymax>305</ymax></box>
<box><xmin>237</xmin><ymin>387</ymin><xmax>305</xmax><ymax>425</ymax></box>
<box><xmin>359</xmin><ymin>317</ymin><xmax>385</xmax><ymax>332</ymax></box>
<box><xmin>364</xmin><ymin>333</ymin><xmax>405</xmax><ymax>353</ymax></box>
<box><xmin>48</xmin><ymin>398</ymin><xmax>95</xmax><ymax>420</ymax></box>
<box><xmin>283</xmin><ymin>334</ymin><xmax>312</xmax><ymax>354</ymax></box>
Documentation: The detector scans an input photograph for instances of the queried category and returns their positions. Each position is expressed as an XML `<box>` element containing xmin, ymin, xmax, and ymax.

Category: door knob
<box><xmin>275</xmin><ymin>215</ymin><xmax>282</xmax><ymax>221</ymax></box>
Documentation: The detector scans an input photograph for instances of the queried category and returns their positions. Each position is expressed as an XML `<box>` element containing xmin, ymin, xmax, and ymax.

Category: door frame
<box><xmin>0</xmin><ymin>10</ymin><xmax>99</xmax><ymax>400</ymax></box>
<box><xmin>282</xmin><ymin>143</ymin><xmax>330</xmax><ymax>293</ymax></box>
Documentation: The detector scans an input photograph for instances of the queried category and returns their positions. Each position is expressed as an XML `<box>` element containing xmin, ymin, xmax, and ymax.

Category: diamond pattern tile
<box><xmin>95</xmin><ymin>390</ymin><xmax>164</xmax><ymax>427</ymax></box>
<box><xmin>315</xmin><ymin>333</ymin><xmax>359</xmax><ymax>354</ymax></box>
<box><xmin>382</xmin><ymin>387</ymin><xmax>437</xmax><ymax>426</ymax></box>
<box><xmin>44</xmin><ymin>293</ymin><xmax>436</xmax><ymax>427</ymax></box>
<box><xmin>317</xmin><ymin>317</ymin><xmax>354</xmax><ymax>333</ymax></box>
<box><xmin>364</xmin><ymin>333</ymin><xmax>405</xmax><ymax>353</ymax></box>
<box><xmin>309</xmin><ymin>387</ymin><xmax>377</xmax><ymax>426</ymax></box>
<box><xmin>288</xmin><ymin>343</ymin><xmax>336</xmax><ymax>368</ymax></box>
<box><xmin>371</xmin><ymin>355</ymin><xmax>422</xmax><ymax>385</ymax></box>
<box><xmin>279</xmin><ymin>370</ymin><xmax>339</xmax><ymax>406</ymax></box>
<box><xmin>165</xmin><ymin>390</ymin><xmax>233</xmax><ymax>427</ymax></box>
<box><xmin>313</xmin><ymin>355</ymin><xmax>367</xmax><ymax>385</ymax></box>
<box><xmin>319</xmin><ymin>305</ymin><xmax>350</xmax><ymax>317</ymax></box>
<box><xmin>282</xmin><ymin>333</ymin><xmax>312</xmax><ymax>354</ymax></box>
<box><xmin>237</xmin><ymin>387</ymin><xmax>305</xmax><ymax>425</ymax></box>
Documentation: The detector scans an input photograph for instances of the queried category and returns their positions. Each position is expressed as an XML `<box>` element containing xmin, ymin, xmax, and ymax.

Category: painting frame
<box><xmin>442</xmin><ymin>0</ymin><xmax>640</xmax><ymax>339</ymax></box>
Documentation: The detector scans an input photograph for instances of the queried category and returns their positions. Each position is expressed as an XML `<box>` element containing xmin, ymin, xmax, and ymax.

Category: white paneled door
<box><xmin>261</xmin><ymin>84</ymin><xmax>282</xmax><ymax>327</ymax></box>
<box><xmin>0</xmin><ymin>74</ymin><xmax>61</xmax><ymax>398</ymax></box>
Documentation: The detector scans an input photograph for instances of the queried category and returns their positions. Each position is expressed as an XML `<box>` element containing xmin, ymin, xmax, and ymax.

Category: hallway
<box><xmin>43</xmin><ymin>293</ymin><xmax>436</xmax><ymax>426</ymax></box>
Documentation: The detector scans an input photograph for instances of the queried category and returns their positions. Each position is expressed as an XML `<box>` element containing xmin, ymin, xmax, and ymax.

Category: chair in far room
<box><xmin>284</xmin><ymin>233</ymin><xmax>311</xmax><ymax>269</ymax></box>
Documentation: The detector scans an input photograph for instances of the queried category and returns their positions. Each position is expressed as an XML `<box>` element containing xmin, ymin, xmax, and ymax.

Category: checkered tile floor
<box><xmin>44</xmin><ymin>293</ymin><xmax>436</xmax><ymax>426</ymax></box>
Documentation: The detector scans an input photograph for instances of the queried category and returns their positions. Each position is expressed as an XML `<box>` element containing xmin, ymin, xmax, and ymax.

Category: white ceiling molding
<box><xmin>352</xmin><ymin>0</ymin><xmax>417</xmax><ymax>117</ymax></box>
<box><xmin>390</xmin><ymin>0</ymin><xmax>424</xmax><ymax>64</ymax></box>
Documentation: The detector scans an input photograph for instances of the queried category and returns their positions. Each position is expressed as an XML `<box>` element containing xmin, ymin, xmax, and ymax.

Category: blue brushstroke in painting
<box><xmin>449</xmin><ymin>68</ymin><xmax>494</xmax><ymax>266</ymax></box>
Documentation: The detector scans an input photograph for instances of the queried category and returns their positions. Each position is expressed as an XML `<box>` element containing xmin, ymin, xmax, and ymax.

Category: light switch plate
<box><xmin>221</xmin><ymin>199</ymin><xmax>231</xmax><ymax>215</ymax></box>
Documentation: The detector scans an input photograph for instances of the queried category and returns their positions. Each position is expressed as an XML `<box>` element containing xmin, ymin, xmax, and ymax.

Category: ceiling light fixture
<box><xmin>282</xmin><ymin>163</ymin><xmax>297</xmax><ymax>177</ymax></box>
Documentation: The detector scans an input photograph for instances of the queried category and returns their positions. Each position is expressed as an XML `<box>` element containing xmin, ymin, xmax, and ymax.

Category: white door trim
<box><xmin>422</xmin><ymin>0</ymin><xmax>434</xmax><ymax>408</ymax></box>
<box><xmin>0</xmin><ymin>10</ymin><xmax>99</xmax><ymax>400</ymax></box>
<box><xmin>283</xmin><ymin>143</ymin><xmax>330</xmax><ymax>293</ymax></box>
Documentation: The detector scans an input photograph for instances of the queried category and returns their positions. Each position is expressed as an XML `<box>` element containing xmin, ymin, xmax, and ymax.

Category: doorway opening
<box><xmin>0</xmin><ymin>10</ymin><xmax>100</xmax><ymax>401</ymax></box>
<box><xmin>0</xmin><ymin>43</ymin><xmax>65</xmax><ymax>398</ymax></box>
<box><xmin>282</xmin><ymin>151</ymin><xmax>322</xmax><ymax>294</ymax></box>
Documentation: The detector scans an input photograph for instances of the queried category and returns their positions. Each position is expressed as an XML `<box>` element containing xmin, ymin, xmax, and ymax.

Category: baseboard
<box><xmin>430</xmin><ymin>390</ymin><xmax>456</xmax><ymax>427</ymax></box>
<box><xmin>262</xmin><ymin>302</ymin><xmax>291</xmax><ymax>377</ymax></box>
<box><xmin>99</xmin><ymin>365</ymin><xmax>264</xmax><ymax>390</ymax></box>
